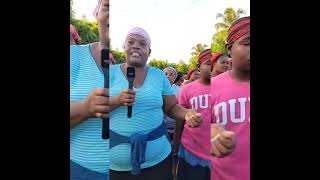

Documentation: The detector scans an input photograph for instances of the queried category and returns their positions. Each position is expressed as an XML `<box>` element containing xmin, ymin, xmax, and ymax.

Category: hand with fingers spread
<box><xmin>185</xmin><ymin>110</ymin><xmax>202</xmax><ymax>128</ymax></box>
<box><xmin>83</xmin><ymin>88</ymin><xmax>109</xmax><ymax>119</ymax></box>
<box><xmin>117</xmin><ymin>89</ymin><xmax>136</xmax><ymax>106</ymax></box>
<box><xmin>210</xmin><ymin>123</ymin><xmax>236</xmax><ymax>157</ymax></box>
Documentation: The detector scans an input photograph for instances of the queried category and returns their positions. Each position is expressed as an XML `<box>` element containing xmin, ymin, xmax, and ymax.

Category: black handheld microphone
<box><xmin>101</xmin><ymin>49</ymin><xmax>109</xmax><ymax>139</ymax></box>
<box><xmin>127</xmin><ymin>67</ymin><xmax>135</xmax><ymax>118</ymax></box>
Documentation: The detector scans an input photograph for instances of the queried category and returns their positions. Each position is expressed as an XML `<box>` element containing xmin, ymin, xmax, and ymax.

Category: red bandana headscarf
<box><xmin>210</xmin><ymin>52</ymin><xmax>223</xmax><ymax>69</ymax></box>
<box><xmin>186</xmin><ymin>69</ymin><xmax>197</xmax><ymax>80</ymax></box>
<box><xmin>227</xmin><ymin>17</ymin><xmax>250</xmax><ymax>49</ymax></box>
<box><xmin>198</xmin><ymin>49</ymin><xmax>212</xmax><ymax>65</ymax></box>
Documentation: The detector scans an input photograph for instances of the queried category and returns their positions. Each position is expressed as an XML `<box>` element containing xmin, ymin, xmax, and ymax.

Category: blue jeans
<box><xmin>70</xmin><ymin>160</ymin><xmax>108</xmax><ymax>180</ymax></box>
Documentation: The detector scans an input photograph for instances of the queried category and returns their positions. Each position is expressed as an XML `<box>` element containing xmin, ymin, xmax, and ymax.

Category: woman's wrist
<box><xmin>183</xmin><ymin>108</ymin><xmax>190</xmax><ymax>121</ymax></box>
<box><xmin>109</xmin><ymin>95</ymin><xmax>121</xmax><ymax>109</ymax></box>
<box><xmin>79</xmin><ymin>101</ymin><xmax>90</xmax><ymax>119</ymax></box>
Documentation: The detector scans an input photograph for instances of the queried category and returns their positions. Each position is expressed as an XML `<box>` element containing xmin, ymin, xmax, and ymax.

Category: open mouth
<box><xmin>131</xmin><ymin>52</ymin><xmax>141</xmax><ymax>57</ymax></box>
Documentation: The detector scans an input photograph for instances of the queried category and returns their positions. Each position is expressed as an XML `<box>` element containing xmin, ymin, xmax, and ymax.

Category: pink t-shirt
<box><xmin>179</xmin><ymin>80</ymin><xmax>212</xmax><ymax>161</ymax></box>
<box><xmin>210</xmin><ymin>71</ymin><xmax>250</xmax><ymax>180</ymax></box>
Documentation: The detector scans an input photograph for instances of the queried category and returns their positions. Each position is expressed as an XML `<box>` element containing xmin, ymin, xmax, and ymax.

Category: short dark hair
<box><xmin>174</xmin><ymin>72</ymin><xmax>184</xmax><ymax>84</ymax></box>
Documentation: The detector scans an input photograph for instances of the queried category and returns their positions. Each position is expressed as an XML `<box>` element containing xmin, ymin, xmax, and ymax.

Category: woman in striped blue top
<box><xmin>70</xmin><ymin>0</ymin><xmax>109</xmax><ymax>179</ymax></box>
<box><xmin>108</xmin><ymin>27</ymin><xmax>203</xmax><ymax>180</ymax></box>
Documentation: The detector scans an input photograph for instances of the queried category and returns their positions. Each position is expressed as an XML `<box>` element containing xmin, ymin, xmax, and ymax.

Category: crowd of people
<box><xmin>70</xmin><ymin>0</ymin><xmax>250</xmax><ymax>179</ymax></box>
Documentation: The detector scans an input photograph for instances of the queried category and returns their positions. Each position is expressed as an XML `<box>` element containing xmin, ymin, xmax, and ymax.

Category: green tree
<box><xmin>70</xmin><ymin>0</ymin><xmax>99</xmax><ymax>44</ymax></box>
<box><xmin>189</xmin><ymin>43</ymin><xmax>208</xmax><ymax>70</ymax></box>
<box><xmin>211</xmin><ymin>29</ymin><xmax>228</xmax><ymax>54</ymax></box>
<box><xmin>176</xmin><ymin>60</ymin><xmax>189</xmax><ymax>74</ymax></box>
<box><xmin>191</xmin><ymin>43</ymin><xmax>208</xmax><ymax>57</ymax></box>
<box><xmin>214</xmin><ymin>8</ymin><xmax>246</xmax><ymax>32</ymax></box>
<box><xmin>70</xmin><ymin>0</ymin><xmax>75</xmax><ymax>19</ymax></box>
<box><xmin>168</xmin><ymin>62</ymin><xmax>177</xmax><ymax>70</ymax></box>
<box><xmin>211</xmin><ymin>7</ymin><xmax>246</xmax><ymax>54</ymax></box>
<box><xmin>148</xmin><ymin>59</ymin><xmax>170</xmax><ymax>70</ymax></box>
<box><xmin>110</xmin><ymin>49</ymin><xmax>126</xmax><ymax>64</ymax></box>
<box><xmin>71</xmin><ymin>17</ymin><xmax>99</xmax><ymax>44</ymax></box>
<box><xmin>188</xmin><ymin>56</ymin><xmax>198</xmax><ymax>71</ymax></box>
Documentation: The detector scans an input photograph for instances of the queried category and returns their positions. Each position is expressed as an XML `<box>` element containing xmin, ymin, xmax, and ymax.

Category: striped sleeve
<box><xmin>70</xmin><ymin>46</ymin><xmax>80</xmax><ymax>87</ymax></box>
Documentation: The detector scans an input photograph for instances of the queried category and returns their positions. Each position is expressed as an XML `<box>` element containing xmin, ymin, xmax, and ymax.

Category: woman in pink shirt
<box><xmin>174</xmin><ymin>49</ymin><xmax>236</xmax><ymax>180</ymax></box>
<box><xmin>211</xmin><ymin>16</ymin><xmax>250</xmax><ymax>180</ymax></box>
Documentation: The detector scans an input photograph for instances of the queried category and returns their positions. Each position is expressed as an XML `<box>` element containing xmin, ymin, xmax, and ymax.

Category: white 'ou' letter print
<box><xmin>248</xmin><ymin>97</ymin><xmax>250</xmax><ymax>122</ymax></box>
<box><xmin>190</xmin><ymin>97</ymin><xmax>198</xmax><ymax>110</ymax></box>
<box><xmin>198</xmin><ymin>94</ymin><xmax>209</xmax><ymax>109</ymax></box>
<box><xmin>214</xmin><ymin>102</ymin><xmax>227</xmax><ymax>125</ymax></box>
<box><xmin>229</xmin><ymin>98</ymin><xmax>247</xmax><ymax>123</ymax></box>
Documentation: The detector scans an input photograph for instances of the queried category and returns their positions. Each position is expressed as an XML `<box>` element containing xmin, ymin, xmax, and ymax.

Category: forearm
<box><xmin>163</xmin><ymin>96</ymin><xmax>188</xmax><ymax>121</ymax></box>
<box><xmin>98</xmin><ymin>24</ymin><xmax>109</xmax><ymax>49</ymax></box>
<box><xmin>97</xmin><ymin>1</ymin><xmax>109</xmax><ymax>49</ymax></box>
<box><xmin>166</xmin><ymin>103</ymin><xmax>188</xmax><ymax>122</ymax></box>
<box><xmin>164</xmin><ymin>96</ymin><xmax>202</xmax><ymax>129</ymax></box>
<box><xmin>109</xmin><ymin>96</ymin><xmax>121</xmax><ymax>111</ymax></box>
<box><xmin>70</xmin><ymin>101</ymin><xmax>89</xmax><ymax>128</ymax></box>
<box><xmin>173</xmin><ymin>119</ymin><xmax>185</xmax><ymax>154</ymax></box>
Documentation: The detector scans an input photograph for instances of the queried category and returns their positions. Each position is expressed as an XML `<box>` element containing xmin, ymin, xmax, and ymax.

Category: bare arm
<box><xmin>163</xmin><ymin>96</ymin><xmax>187</xmax><ymax>121</ymax></box>
<box><xmin>172</xmin><ymin>94</ymin><xmax>188</xmax><ymax>154</ymax></box>
<box><xmin>173</xmin><ymin>119</ymin><xmax>185</xmax><ymax>154</ymax></box>
<box><xmin>70</xmin><ymin>101</ymin><xmax>89</xmax><ymax>128</ymax></box>
<box><xmin>163</xmin><ymin>96</ymin><xmax>183</xmax><ymax>154</ymax></box>
<box><xmin>163</xmin><ymin>95</ymin><xmax>202</xmax><ymax>127</ymax></box>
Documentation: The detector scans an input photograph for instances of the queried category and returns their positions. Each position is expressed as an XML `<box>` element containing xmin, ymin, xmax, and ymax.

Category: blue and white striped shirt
<box><xmin>70</xmin><ymin>44</ymin><xmax>109</xmax><ymax>174</ymax></box>
<box><xmin>109</xmin><ymin>64</ymin><xmax>174</xmax><ymax>171</ymax></box>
